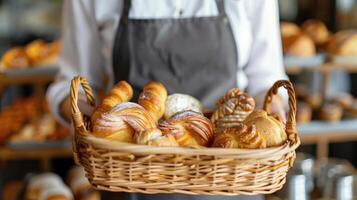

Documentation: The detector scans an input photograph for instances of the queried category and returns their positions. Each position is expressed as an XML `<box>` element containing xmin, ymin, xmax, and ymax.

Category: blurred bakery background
<box><xmin>0</xmin><ymin>0</ymin><xmax>357</xmax><ymax>199</ymax></box>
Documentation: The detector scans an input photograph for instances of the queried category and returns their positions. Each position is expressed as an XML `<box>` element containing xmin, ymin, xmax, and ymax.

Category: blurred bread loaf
<box><xmin>327</xmin><ymin>30</ymin><xmax>357</xmax><ymax>56</ymax></box>
<box><xmin>0</xmin><ymin>47</ymin><xmax>29</xmax><ymax>70</ymax></box>
<box><xmin>301</xmin><ymin>19</ymin><xmax>329</xmax><ymax>45</ymax></box>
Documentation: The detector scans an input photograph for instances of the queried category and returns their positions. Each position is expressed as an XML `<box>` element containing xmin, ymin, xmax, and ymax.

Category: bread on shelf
<box><xmin>327</xmin><ymin>30</ymin><xmax>357</xmax><ymax>56</ymax></box>
<box><xmin>331</xmin><ymin>93</ymin><xmax>354</xmax><ymax>109</ymax></box>
<box><xmin>317</xmin><ymin>102</ymin><xmax>343</xmax><ymax>122</ymax></box>
<box><xmin>296</xmin><ymin>101</ymin><xmax>312</xmax><ymax>124</ymax></box>
<box><xmin>244</xmin><ymin>110</ymin><xmax>286</xmax><ymax>147</ymax></box>
<box><xmin>25</xmin><ymin>39</ymin><xmax>60</xmax><ymax>66</ymax></box>
<box><xmin>159</xmin><ymin>111</ymin><xmax>213</xmax><ymax>147</ymax></box>
<box><xmin>301</xmin><ymin>19</ymin><xmax>330</xmax><ymax>45</ymax></box>
<box><xmin>212</xmin><ymin>124</ymin><xmax>266</xmax><ymax>149</ymax></box>
<box><xmin>138</xmin><ymin>81</ymin><xmax>167</xmax><ymax>122</ymax></box>
<box><xmin>0</xmin><ymin>47</ymin><xmax>29</xmax><ymax>70</ymax></box>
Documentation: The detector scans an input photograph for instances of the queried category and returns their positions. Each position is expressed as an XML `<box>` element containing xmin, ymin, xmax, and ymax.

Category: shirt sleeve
<box><xmin>46</xmin><ymin>0</ymin><xmax>107</xmax><ymax>127</ymax></box>
<box><xmin>243</xmin><ymin>0</ymin><xmax>288</xmax><ymax>97</ymax></box>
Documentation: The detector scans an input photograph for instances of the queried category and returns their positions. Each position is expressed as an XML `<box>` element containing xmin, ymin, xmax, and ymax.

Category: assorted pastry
<box><xmin>0</xmin><ymin>39</ymin><xmax>60</xmax><ymax>71</ymax></box>
<box><xmin>90</xmin><ymin>81</ymin><xmax>288</xmax><ymax>149</ymax></box>
<box><xmin>326</xmin><ymin>30</ymin><xmax>357</xmax><ymax>56</ymax></box>
<box><xmin>0</xmin><ymin>97</ymin><xmax>69</xmax><ymax>144</ymax></box>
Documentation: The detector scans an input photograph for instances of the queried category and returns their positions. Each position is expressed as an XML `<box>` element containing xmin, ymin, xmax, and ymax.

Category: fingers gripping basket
<box><xmin>71</xmin><ymin>76</ymin><xmax>300</xmax><ymax>196</ymax></box>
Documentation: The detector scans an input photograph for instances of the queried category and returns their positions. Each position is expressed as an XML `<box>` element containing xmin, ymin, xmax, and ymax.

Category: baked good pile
<box><xmin>89</xmin><ymin>81</ymin><xmax>287</xmax><ymax>149</ymax></box>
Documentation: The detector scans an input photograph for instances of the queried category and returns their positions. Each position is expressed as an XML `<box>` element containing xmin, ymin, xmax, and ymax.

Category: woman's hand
<box><xmin>60</xmin><ymin>94</ymin><xmax>95</xmax><ymax>122</ymax></box>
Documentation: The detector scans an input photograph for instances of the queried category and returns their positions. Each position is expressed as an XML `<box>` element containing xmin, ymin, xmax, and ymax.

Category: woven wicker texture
<box><xmin>70</xmin><ymin>76</ymin><xmax>300</xmax><ymax>195</ymax></box>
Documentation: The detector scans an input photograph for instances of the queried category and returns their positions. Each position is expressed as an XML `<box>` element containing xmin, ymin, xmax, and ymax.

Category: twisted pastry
<box><xmin>138</xmin><ymin>81</ymin><xmax>167</xmax><ymax>122</ymax></box>
<box><xmin>212</xmin><ymin>124</ymin><xmax>266</xmax><ymax>149</ymax></box>
<box><xmin>211</xmin><ymin>89</ymin><xmax>255</xmax><ymax>130</ymax></box>
<box><xmin>91</xmin><ymin>81</ymin><xmax>133</xmax><ymax>124</ymax></box>
<box><xmin>159</xmin><ymin>111</ymin><xmax>213</xmax><ymax>147</ymax></box>
<box><xmin>135</xmin><ymin>128</ymin><xmax>179</xmax><ymax>147</ymax></box>
<box><xmin>92</xmin><ymin>102</ymin><xmax>156</xmax><ymax>142</ymax></box>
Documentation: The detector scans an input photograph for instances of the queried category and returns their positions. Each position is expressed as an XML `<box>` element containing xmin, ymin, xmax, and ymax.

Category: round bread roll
<box><xmin>317</xmin><ymin>102</ymin><xmax>343</xmax><ymax>122</ymax></box>
<box><xmin>38</xmin><ymin>186</ymin><xmax>73</xmax><ymax>200</ymax></box>
<box><xmin>296</xmin><ymin>101</ymin><xmax>312</xmax><ymax>124</ymax></box>
<box><xmin>327</xmin><ymin>30</ymin><xmax>357</xmax><ymax>56</ymax></box>
<box><xmin>331</xmin><ymin>93</ymin><xmax>354</xmax><ymax>109</ymax></box>
<box><xmin>282</xmin><ymin>33</ymin><xmax>316</xmax><ymax>57</ymax></box>
<box><xmin>280</xmin><ymin>22</ymin><xmax>301</xmax><ymax>38</ymax></box>
<box><xmin>164</xmin><ymin>94</ymin><xmax>202</xmax><ymax>119</ymax></box>
<box><xmin>26</xmin><ymin>173</ymin><xmax>65</xmax><ymax>200</ymax></box>
<box><xmin>302</xmin><ymin>19</ymin><xmax>329</xmax><ymax>45</ymax></box>
<box><xmin>244</xmin><ymin>110</ymin><xmax>286</xmax><ymax>147</ymax></box>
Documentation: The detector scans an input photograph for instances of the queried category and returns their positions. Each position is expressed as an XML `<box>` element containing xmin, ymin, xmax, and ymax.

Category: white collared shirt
<box><xmin>47</xmin><ymin>0</ymin><xmax>287</xmax><ymax>126</ymax></box>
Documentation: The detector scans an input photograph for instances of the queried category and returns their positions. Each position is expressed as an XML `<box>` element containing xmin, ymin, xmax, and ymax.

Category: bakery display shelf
<box><xmin>6</xmin><ymin>139</ymin><xmax>71</xmax><ymax>150</ymax></box>
<box><xmin>297</xmin><ymin>119</ymin><xmax>357</xmax><ymax>159</ymax></box>
<box><xmin>285</xmin><ymin>62</ymin><xmax>357</xmax><ymax>75</ymax></box>
<box><xmin>0</xmin><ymin>65</ymin><xmax>58</xmax><ymax>85</ymax></box>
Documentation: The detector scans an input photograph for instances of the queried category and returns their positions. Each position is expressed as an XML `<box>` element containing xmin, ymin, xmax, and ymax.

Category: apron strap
<box><xmin>121</xmin><ymin>0</ymin><xmax>131</xmax><ymax>24</ymax></box>
<box><xmin>215</xmin><ymin>0</ymin><xmax>227</xmax><ymax>16</ymax></box>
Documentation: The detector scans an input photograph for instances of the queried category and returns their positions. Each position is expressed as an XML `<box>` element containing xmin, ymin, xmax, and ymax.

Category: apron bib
<box><xmin>110</xmin><ymin>0</ymin><xmax>262</xmax><ymax>199</ymax></box>
<box><xmin>112</xmin><ymin>0</ymin><xmax>237</xmax><ymax>109</ymax></box>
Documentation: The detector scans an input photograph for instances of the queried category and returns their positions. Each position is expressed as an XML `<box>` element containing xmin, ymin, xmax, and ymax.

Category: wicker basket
<box><xmin>70</xmin><ymin>76</ymin><xmax>300</xmax><ymax>196</ymax></box>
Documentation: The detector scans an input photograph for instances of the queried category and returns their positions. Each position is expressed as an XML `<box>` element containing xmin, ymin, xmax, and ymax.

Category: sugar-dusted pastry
<box><xmin>302</xmin><ymin>19</ymin><xmax>329</xmax><ymax>45</ymax></box>
<box><xmin>164</xmin><ymin>93</ymin><xmax>202</xmax><ymax>119</ymax></box>
<box><xmin>91</xmin><ymin>80</ymin><xmax>133</xmax><ymax>124</ymax></box>
<box><xmin>38</xmin><ymin>186</ymin><xmax>73</xmax><ymax>200</ymax></box>
<box><xmin>0</xmin><ymin>47</ymin><xmax>29</xmax><ymax>70</ymax></box>
<box><xmin>296</xmin><ymin>101</ymin><xmax>312</xmax><ymax>124</ymax></box>
<box><xmin>26</xmin><ymin>173</ymin><xmax>65</xmax><ymax>200</ymax></box>
<box><xmin>138</xmin><ymin>81</ymin><xmax>167</xmax><ymax>122</ymax></box>
<box><xmin>92</xmin><ymin>102</ymin><xmax>156</xmax><ymax>142</ymax></box>
<box><xmin>135</xmin><ymin>128</ymin><xmax>179</xmax><ymax>147</ymax></box>
<box><xmin>317</xmin><ymin>102</ymin><xmax>343</xmax><ymax>122</ymax></box>
<box><xmin>327</xmin><ymin>30</ymin><xmax>357</xmax><ymax>56</ymax></box>
<box><xmin>244</xmin><ymin>110</ymin><xmax>286</xmax><ymax>147</ymax></box>
<box><xmin>211</xmin><ymin>88</ymin><xmax>255</xmax><ymax>129</ymax></box>
<box><xmin>212</xmin><ymin>124</ymin><xmax>266</xmax><ymax>149</ymax></box>
<box><xmin>159</xmin><ymin>111</ymin><xmax>213</xmax><ymax>147</ymax></box>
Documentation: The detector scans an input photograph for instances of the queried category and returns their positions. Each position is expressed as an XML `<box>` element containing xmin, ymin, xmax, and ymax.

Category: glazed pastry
<box><xmin>38</xmin><ymin>186</ymin><xmax>73</xmax><ymax>200</ymax></box>
<box><xmin>159</xmin><ymin>111</ymin><xmax>213</xmax><ymax>147</ymax></box>
<box><xmin>93</xmin><ymin>102</ymin><xmax>156</xmax><ymax>142</ymax></box>
<box><xmin>91</xmin><ymin>80</ymin><xmax>133</xmax><ymax>124</ymax></box>
<box><xmin>138</xmin><ymin>81</ymin><xmax>167</xmax><ymax>122</ymax></box>
<box><xmin>302</xmin><ymin>19</ymin><xmax>329</xmax><ymax>45</ymax></box>
<box><xmin>327</xmin><ymin>30</ymin><xmax>357</xmax><ymax>56</ymax></box>
<box><xmin>331</xmin><ymin>94</ymin><xmax>354</xmax><ymax>109</ymax></box>
<box><xmin>164</xmin><ymin>94</ymin><xmax>202</xmax><ymax>119</ymax></box>
<box><xmin>135</xmin><ymin>128</ymin><xmax>179</xmax><ymax>147</ymax></box>
<box><xmin>282</xmin><ymin>33</ymin><xmax>316</xmax><ymax>57</ymax></box>
<box><xmin>212</xmin><ymin>124</ymin><xmax>266</xmax><ymax>149</ymax></box>
<box><xmin>244</xmin><ymin>110</ymin><xmax>286</xmax><ymax>147</ymax></box>
<box><xmin>0</xmin><ymin>47</ymin><xmax>29</xmax><ymax>70</ymax></box>
<box><xmin>317</xmin><ymin>102</ymin><xmax>343</xmax><ymax>122</ymax></box>
<box><xmin>211</xmin><ymin>88</ymin><xmax>255</xmax><ymax>129</ymax></box>
<box><xmin>25</xmin><ymin>40</ymin><xmax>59</xmax><ymax>66</ymax></box>
<box><xmin>296</xmin><ymin>101</ymin><xmax>312</xmax><ymax>124</ymax></box>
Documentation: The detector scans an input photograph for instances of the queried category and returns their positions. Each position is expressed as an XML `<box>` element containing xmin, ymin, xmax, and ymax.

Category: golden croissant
<box><xmin>211</xmin><ymin>89</ymin><xmax>255</xmax><ymax>129</ymax></box>
<box><xmin>159</xmin><ymin>111</ymin><xmax>213</xmax><ymax>147</ymax></box>
<box><xmin>138</xmin><ymin>81</ymin><xmax>167</xmax><ymax>122</ymax></box>
<box><xmin>212</xmin><ymin>124</ymin><xmax>266</xmax><ymax>149</ymax></box>
<box><xmin>135</xmin><ymin>128</ymin><xmax>179</xmax><ymax>147</ymax></box>
<box><xmin>244</xmin><ymin>110</ymin><xmax>286</xmax><ymax>147</ymax></box>
<box><xmin>91</xmin><ymin>81</ymin><xmax>133</xmax><ymax>124</ymax></box>
<box><xmin>92</xmin><ymin>102</ymin><xmax>156</xmax><ymax>142</ymax></box>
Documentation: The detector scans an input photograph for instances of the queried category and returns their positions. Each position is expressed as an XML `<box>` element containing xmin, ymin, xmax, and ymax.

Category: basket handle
<box><xmin>263</xmin><ymin>80</ymin><xmax>297</xmax><ymax>144</ymax></box>
<box><xmin>70</xmin><ymin>76</ymin><xmax>96</xmax><ymax>134</ymax></box>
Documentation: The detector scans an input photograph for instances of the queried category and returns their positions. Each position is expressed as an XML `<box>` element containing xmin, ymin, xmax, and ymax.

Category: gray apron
<box><xmin>110</xmin><ymin>0</ymin><xmax>262</xmax><ymax>199</ymax></box>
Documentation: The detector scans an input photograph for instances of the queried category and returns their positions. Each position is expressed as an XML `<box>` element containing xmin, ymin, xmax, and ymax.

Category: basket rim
<box><xmin>76</xmin><ymin>133</ymin><xmax>300</xmax><ymax>158</ymax></box>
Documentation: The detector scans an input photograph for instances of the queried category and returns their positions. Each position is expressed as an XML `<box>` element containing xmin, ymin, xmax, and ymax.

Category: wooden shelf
<box><xmin>285</xmin><ymin>62</ymin><xmax>357</xmax><ymax>75</ymax></box>
<box><xmin>0</xmin><ymin>66</ymin><xmax>58</xmax><ymax>85</ymax></box>
<box><xmin>0</xmin><ymin>146</ymin><xmax>72</xmax><ymax>160</ymax></box>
